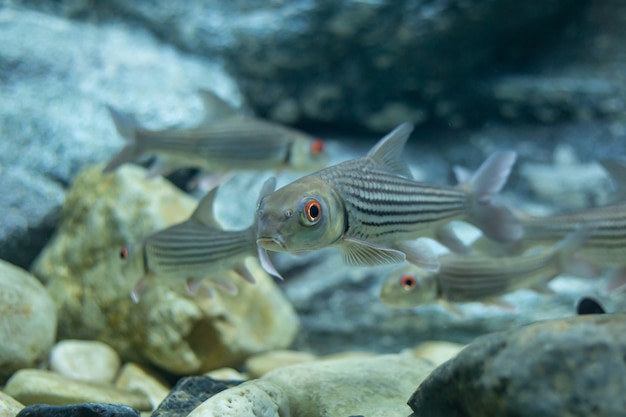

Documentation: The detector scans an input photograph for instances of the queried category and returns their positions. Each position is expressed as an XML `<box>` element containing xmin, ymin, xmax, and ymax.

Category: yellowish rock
<box><xmin>0</xmin><ymin>260</ymin><xmax>57</xmax><ymax>383</ymax></box>
<box><xmin>320</xmin><ymin>350</ymin><xmax>377</xmax><ymax>361</ymax></box>
<box><xmin>410</xmin><ymin>341</ymin><xmax>465</xmax><ymax>366</ymax></box>
<box><xmin>245</xmin><ymin>350</ymin><xmax>317</xmax><ymax>379</ymax></box>
<box><xmin>189</xmin><ymin>353</ymin><xmax>435</xmax><ymax>417</ymax></box>
<box><xmin>115</xmin><ymin>363</ymin><xmax>170</xmax><ymax>410</ymax></box>
<box><xmin>3</xmin><ymin>369</ymin><xmax>151</xmax><ymax>410</ymax></box>
<box><xmin>204</xmin><ymin>367</ymin><xmax>248</xmax><ymax>381</ymax></box>
<box><xmin>31</xmin><ymin>165</ymin><xmax>299</xmax><ymax>374</ymax></box>
<box><xmin>49</xmin><ymin>339</ymin><xmax>121</xmax><ymax>383</ymax></box>
<box><xmin>0</xmin><ymin>391</ymin><xmax>24</xmax><ymax>417</ymax></box>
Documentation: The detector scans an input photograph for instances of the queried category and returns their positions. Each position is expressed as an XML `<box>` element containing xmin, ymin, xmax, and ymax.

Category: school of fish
<box><xmin>104</xmin><ymin>92</ymin><xmax>626</xmax><ymax>309</ymax></box>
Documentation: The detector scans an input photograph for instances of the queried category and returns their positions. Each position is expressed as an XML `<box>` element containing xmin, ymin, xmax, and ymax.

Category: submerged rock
<box><xmin>0</xmin><ymin>391</ymin><xmax>24</xmax><ymax>417</ymax></box>
<box><xmin>189</xmin><ymin>353</ymin><xmax>434</xmax><ymax>417</ymax></box>
<box><xmin>0</xmin><ymin>259</ymin><xmax>57</xmax><ymax>383</ymax></box>
<box><xmin>15</xmin><ymin>403</ymin><xmax>140</xmax><ymax>417</ymax></box>
<box><xmin>49</xmin><ymin>340</ymin><xmax>121</xmax><ymax>384</ymax></box>
<box><xmin>408</xmin><ymin>314</ymin><xmax>626</xmax><ymax>417</ymax></box>
<box><xmin>4</xmin><ymin>369</ymin><xmax>151</xmax><ymax>410</ymax></box>
<box><xmin>31</xmin><ymin>165</ymin><xmax>299</xmax><ymax>374</ymax></box>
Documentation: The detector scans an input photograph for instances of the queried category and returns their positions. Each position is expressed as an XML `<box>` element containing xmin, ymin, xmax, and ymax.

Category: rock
<box><xmin>3</xmin><ymin>369</ymin><xmax>151</xmax><ymax>410</ymax></box>
<box><xmin>0</xmin><ymin>7</ymin><xmax>241</xmax><ymax>269</ymax></box>
<box><xmin>49</xmin><ymin>340</ymin><xmax>121</xmax><ymax>384</ymax></box>
<box><xmin>15</xmin><ymin>403</ymin><xmax>140</xmax><ymax>417</ymax></box>
<box><xmin>31</xmin><ymin>165</ymin><xmax>299</xmax><ymax>374</ymax></box>
<box><xmin>93</xmin><ymin>0</ymin><xmax>589</xmax><ymax>131</ymax></box>
<box><xmin>190</xmin><ymin>353</ymin><xmax>435</xmax><ymax>417</ymax></box>
<box><xmin>203</xmin><ymin>368</ymin><xmax>248</xmax><ymax>381</ymax></box>
<box><xmin>114</xmin><ymin>363</ymin><xmax>170</xmax><ymax>411</ymax></box>
<box><xmin>0</xmin><ymin>259</ymin><xmax>57</xmax><ymax>383</ymax></box>
<box><xmin>408</xmin><ymin>314</ymin><xmax>626</xmax><ymax>417</ymax></box>
<box><xmin>409</xmin><ymin>341</ymin><xmax>466</xmax><ymax>366</ymax></box>
<box><xmin>244</xmin><ymin>350</ymin><xmax>317</xmax><ymax>379</ymax></box>
<box><xmin>151</xmin><ymin>377</ymin><xmax>243</xmax><ymax>417</ymax></box>
<box><xmin>0</xmin><ymin>391</ymin><xmax>24</xmax><ymax>417</ymax></box>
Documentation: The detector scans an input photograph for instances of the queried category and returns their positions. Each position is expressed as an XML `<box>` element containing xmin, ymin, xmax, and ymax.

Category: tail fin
<box><xmin>103</xmin><ymin>105</ymin><xmax>142</xmax><ymax>173</ymax></box>
<box><xmin>465</xmin><ymin>151</ymin><xmax>524</xmax><ymax>242</ymax></box>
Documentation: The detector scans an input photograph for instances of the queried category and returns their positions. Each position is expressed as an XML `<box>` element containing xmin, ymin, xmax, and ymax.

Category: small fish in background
<box><xmin>256</xmin><ymin>122</ymin><xmax>523</xmax><ymax>275</ymax></box>
<box><xmin>379</xmin><ymin>228</ymin><xmax>589</xmax><ymax>313</ymax></box>
<box><xmin>576</xmin><ymin>297</ymin><xmax>606</xmax><ymax>315</ymax></box>
<box><xmin>103</xmin><ymin>90</ymin><xmax>328</xmax><ymax>189</ymax></box>
<box><xmin>119</xmin><ymin>177</ymin><xmax>281</xmax><ymax>303</ymax></box>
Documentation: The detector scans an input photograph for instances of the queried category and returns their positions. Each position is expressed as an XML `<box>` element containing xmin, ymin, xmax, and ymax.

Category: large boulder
<box><xmin>31</xmin><ymin>165</ymin><xmax>299</xmax><ymax>374</ymax></box>
<box><xmin>408</xmin><ymin>314</ymin><xmax>626</xmax><ymax>417</ymax></box>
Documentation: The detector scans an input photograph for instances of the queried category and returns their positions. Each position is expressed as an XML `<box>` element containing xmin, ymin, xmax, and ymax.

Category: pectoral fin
<box><xmin>341</xmin><ymin>237</ymin><xmax>406</xmax><ymax>266</ymax></box>
<box><xmin>395</xmin><ymin>240</ymin><xmax>440</xmax><ymax>272</ymax></box>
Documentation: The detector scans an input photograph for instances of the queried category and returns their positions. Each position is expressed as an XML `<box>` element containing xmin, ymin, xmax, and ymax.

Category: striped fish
<box><xmin>380</xmin><ymin>228</ymin><xmax>588</xmax><ymax>308</ymax></box>
<box><xmin>103</xmin><ymin>90</ymin><xmax>327</xmax><ymax>182</ymax></box>
<box><xmin>120</xmin><ymin>178</ymin><xmax>280</xmax><ymax>303</ymax></box>
<box><xmin>256</xmin><ymin>122</ymin><xmax>523</xmax><ymax>273</ymax></box>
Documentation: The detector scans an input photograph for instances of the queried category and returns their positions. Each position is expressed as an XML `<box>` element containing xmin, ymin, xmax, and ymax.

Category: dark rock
<box><xmin>151</xmin><ymin>376</ymin><xmax>243</xmax><ymax>417</ymax></box>
<box><xmin>407</xmin><ymin>314</ymin><xmax>626</xmax><ymax>417</ymax></box>
<box><xmin>576</xmin><ymin>297</ymin><xmax>606</xmax><ymax>315</ymax></box>
<box><xmin>16</xmin><ymin>403</ymin><xmax>140</xmax><ymax>417</ymax></box>
<box><xmin>46</xmin><ymin>0</ymin><xmax>590</xmax><ymax>131</ymax></box>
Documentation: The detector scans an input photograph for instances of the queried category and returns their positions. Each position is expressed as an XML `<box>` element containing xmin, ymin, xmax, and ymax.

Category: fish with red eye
<box><xmin>400</xmin><ymin>274</ymin><xmax>417</xmax><ymax>290</ymax></box>
<box><xmin>304</xmin><ymin>199</ymin><xmax>322</xmax><ymax>224</ymax></box>
<box><xmin>310</xmin><ymin>139</ymin><xmax>325</xmax><ymax>155</ymax></box>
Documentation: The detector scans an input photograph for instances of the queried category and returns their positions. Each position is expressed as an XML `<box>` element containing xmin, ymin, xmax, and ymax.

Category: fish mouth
<box><xmin>256</xmin><ymin>237</ymin><xmax>286</xmax><ymax>251</ymax></box>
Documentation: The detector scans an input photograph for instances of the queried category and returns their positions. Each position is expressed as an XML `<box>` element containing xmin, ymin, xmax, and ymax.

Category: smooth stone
<box><xmin>15</xmin><ymin>403</ymin><xmax>140</xmax><ymax>417</ymax></box>
<box><xmin>31</xmin><ymin>165</ymin><xmax>299</xmax><ymax>374</ymax></box>
<box><xmin>190</xmin><ymin>353</ymin><xmax>435</xmax><ymax>417</ymax></box>
<box><xmin>0</xmin><ymin>391</ymin><xmax>24</xmax><ymax>417</ymax></box>
<box><xmin>203</xmin><ymin>368</ymin><xmax>248</xmax><ymax>381</ymax></box>
<box><xmin>409</xmin><ymin>341</ymin><xmax>466</xmax><ymax>366</ymax></box>
<box><xmin>49</xmin><ymin>340</ymin><xmax>121</xmax><ymax>384</ymax></box>
<box><xmin>245</xmin><ymin>350</ymin><xmax>317</xmax><ymax>379</ymax></box>
<box><xmin>151</xmin><ymin>376</ymin><xmax>243</xmax><ymax>417</ymax></box>
<box><xmin>3</xmin><ymin>369</ymin><xmax>151</xmax><ymax>411</ymax></box>
<box><xmin>0</xmin><ymin>260</ymin><xmax>57</xmax><ymax>383</ymax></box>
<box><xmin>114</xmin><ymin>363</ymin><xmax>170</xmax><ymax>410</ymax></box>
<box><xmin>408</xmin><ymin>314</ymin><xmax>626</xmax><ymax>417</ymax></box>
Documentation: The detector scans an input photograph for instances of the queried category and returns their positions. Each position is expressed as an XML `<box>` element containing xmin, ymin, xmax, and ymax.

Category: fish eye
<box><xmin>303</xmin><ymin>199</ymin><xmax>322</xmax><ymax>224</ymax></box>
<box><xmin>400</xmin><ymin>274</ymin><xmax>417</xmax><ymax>290</ymax></box>
<box><xmin>119</xmin><ymin>247</ymin><xmax>129</xmax><ymax>260</ymax></box>
<box><xmin>310</xmin><ymin>139</ymin><xmax>325</xmax><ymax>155</ymax></box>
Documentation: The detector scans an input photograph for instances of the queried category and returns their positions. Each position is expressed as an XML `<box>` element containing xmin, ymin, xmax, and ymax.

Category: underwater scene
<box><xmin>2</xmin><ymin>1</ymin><xmax>626</xmax><ymax>416</ymax></box>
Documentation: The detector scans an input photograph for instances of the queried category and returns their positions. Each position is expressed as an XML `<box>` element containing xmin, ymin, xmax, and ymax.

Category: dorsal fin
<box><xmin>191</xmin><ymin>187</ymin><xmax>220</xmax><ymax>227</ymax></box>
<box><xmin>257</xmin><ymin>177</ymin><xmax>277</xmax><ymax>206</ymax></box>
<box><xmin>366</xmin><ymin>122</ymin><xmax>414</xmax><ymax>178</ymax></box>
<box><xmin>599</xmin><ymin>158</ymin><xmax>626</xmax><ymax>201</ymax></box>
<box><xmin>197</xmin><ymin>89</ymin><xmax>239</xmax><ymax>124</ymax></box>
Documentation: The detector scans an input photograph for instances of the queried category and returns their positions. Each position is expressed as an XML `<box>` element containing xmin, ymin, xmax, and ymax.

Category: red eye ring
<box><xmin>310</xmin><ymin>139</ymin><xmax>325</xmax><ymax>155</ymax></box>
<box><xmin>119</xmin><ymin>247</ymin><xmax>129</xmax><ymax>260</ymax></box>
<box><xmin>400</xmin><ymin>274</ymin><xmax>417</xmax><ymax>290</ymax></box>
<box><xmin>304</xmin><ymin>199</ymin><xmax>322</xmax><ymax>223</ymax></box>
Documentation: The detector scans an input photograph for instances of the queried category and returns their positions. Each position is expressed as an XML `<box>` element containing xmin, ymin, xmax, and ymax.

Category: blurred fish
<box><xmin>576</xmin><ymin>297</ymin><xmax>606</xmax><ymax>315</ymax></box>
<box><xmin>104</xmin><ymin>91</ymin><xmax>328</xmax><ymax>186</ymax></box>
<box><xmin>120</xmin><ymin>178</ymin><xmax>280</xmax><ymax>303</ymax></box>
<box><xmin>256</xmin><ymin>122</ymin><xmax>523</xmax><ymax>274</ymax></box>
<box><xmin>380</xmin><ymin>228</ymin><xmax>588</xmax><ymax>309</ymax></box>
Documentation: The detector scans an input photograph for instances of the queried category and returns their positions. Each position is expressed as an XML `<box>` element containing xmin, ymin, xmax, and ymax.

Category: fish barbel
<box><xmin>256</xmin><ymin>122</ymin><xmax>523</xmax><ymax>273</ymax></box>
<box><xmin>380</xmin><ymin>228</ymin><xmax>588</xmax><ymax>308</ymax></box>
<box><xmin>103</xmin><ymin>90</ymin><xmax>327</xmax><ymax>178</ymax></box>
<box><xmin>120</xmin><ymin>177</ymin><xmax>280</xmax><ymax>302</ymax></box>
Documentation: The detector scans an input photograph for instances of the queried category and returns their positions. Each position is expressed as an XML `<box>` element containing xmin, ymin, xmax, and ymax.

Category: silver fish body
<box><xmin>256</xmin><ymin>122</ymin><xmax>522</xmax><ymax>271</ymax></box>
<box><xmin>380</xmin><ymin>228</ymin><xmax>587</xmax><ymax>307</ymax></box>
<box><xmin>121</xmin><ymin>178</ymin><xmax>278</xmax><ymax>302</ymax></box>
<box><xmin>104</xmin><ymin>91</ymin><xmax>327</xmax><ymax>176</ymax></box>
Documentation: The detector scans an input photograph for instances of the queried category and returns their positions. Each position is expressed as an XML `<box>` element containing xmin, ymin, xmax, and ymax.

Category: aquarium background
<box><xmin>1</xmin><ymin>1</ymin><xmax>626</xmax><ymax>416</ymax></box>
